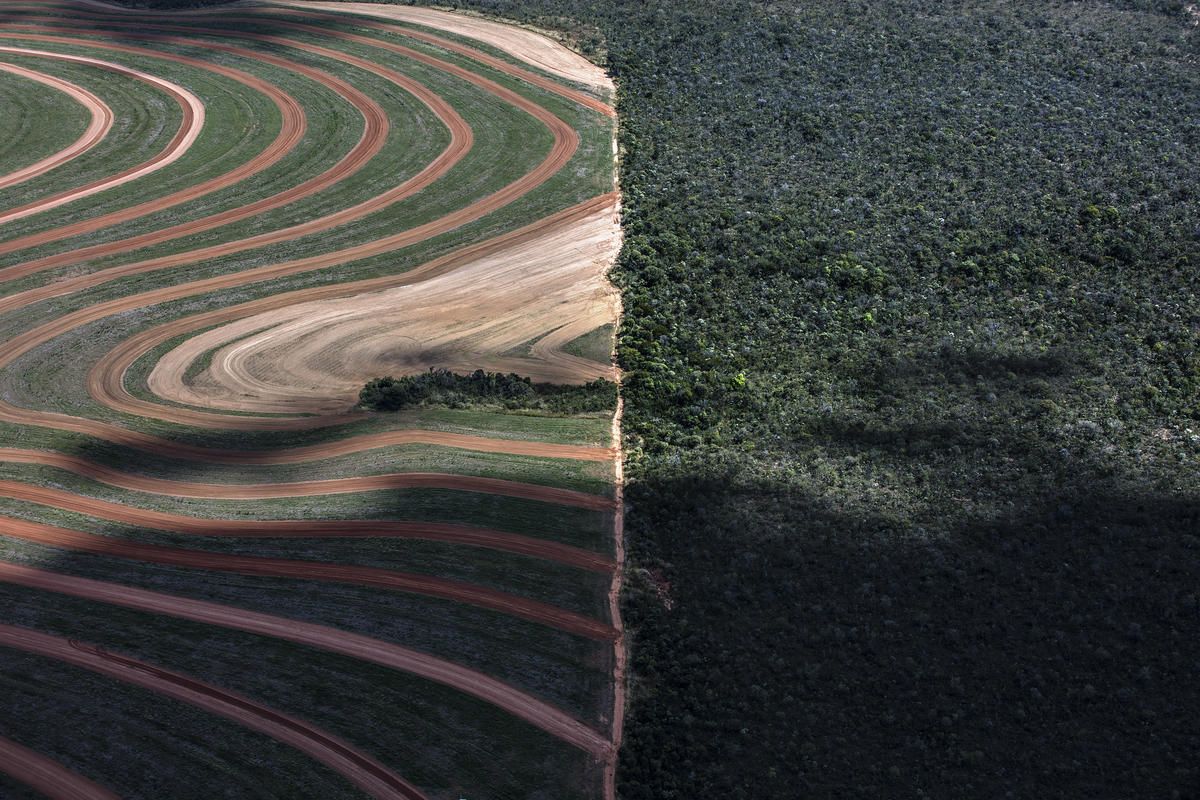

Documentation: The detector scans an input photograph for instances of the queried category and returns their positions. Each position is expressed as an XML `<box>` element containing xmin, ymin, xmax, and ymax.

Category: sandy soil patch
<box><xmin>149</xmin><ymin>196</ymin><xmax>621</xmax><ymax>415</ymax></box>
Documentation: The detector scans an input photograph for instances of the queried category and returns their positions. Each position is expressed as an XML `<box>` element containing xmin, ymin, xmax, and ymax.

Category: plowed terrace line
<box><xmin>0</xmin><ymin>514</ymin><xmax>618</xmax><ymax>639</ymax></box>
<box><xmin>0</xmin><ymin>734</ymin><xmax>120</xmax><ymax>800</ymax></box>
<box><xmin>0</xmin><ymin>562</ymin><xmax>611</xmax><ymax>756</ymax></box>
<box><xmin>0</xmin><ymin>62</ymin><xmax>113</xmax><ymax>191</ymax></box>
<box><xmin>0</xmin><ymin>19</ymin><xmax>468</xmax><ymax>285</ymax></box>
<box><xmin>0</xmin><ymin>448</ymin><xmax>617</xmax><ymax>510</ymax></box>
<box><xmin>0</xmin><ymin>479</ymin><xmax>615</xmax><ymax>571</ymax></box>
<box><xmin>0</xmin><ymin>32</ymin><xmax>300</xmax><ymax>253</ymax></box>
<box><xmin>0</xmin><ymin>44</ymin><xmax>204</xmax><ymax>226</ymax></box>
<box><xmin>0</xmin><ymin>623</ymin><xmax>428</xmax><ymax>800</ymax></box>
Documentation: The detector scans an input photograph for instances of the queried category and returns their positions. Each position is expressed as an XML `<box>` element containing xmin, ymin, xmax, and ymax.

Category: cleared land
<box><xmin>0</xmin><ymin>1</ymin><xmax>622</xmax><ymax>798</ymax></box>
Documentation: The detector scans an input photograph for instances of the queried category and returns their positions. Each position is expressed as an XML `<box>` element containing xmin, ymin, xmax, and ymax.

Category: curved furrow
<box><xmin>68</xmin><ymin>0</ymin><xmax>616</xmax><ymax>116</ymax></box>
<box><xmin>0</xmin><ymin>31</ymin><xmax>305</xmax><ymax>261</ymax></box>
<box><xmin>0</xmin><ymin>187</ymin><xmax>611</xmax><ymax>451</ymax></box>
<box><xmin>0</xmin><ymin>61</ymin><xmax>113</xmax><ymax>191</ymax></box>
<box><xmin>0</xmin><ymin>562</ymin><xmax>611</xmax><ymax>757</ymax></box>
<box><xmin>0</xmin><ymin>45</ymin><xmax>204</xmax><ymax>226</ymax></box>
<box><xmin>0</xmin><ymin>480</ymin><xmax>615</xmax><ymax>571</ymax></box>
<box><xmin>0</xmin><ymin>623</ymin><xmax>428</xmax><ymax>800</ymax></box>
<box><xmin>0</xmin><ymin>33</ymin><xmax>579</xmax><ymax>435</ymax></box>
<box><xmin>0</xmin><ymin>447</ymin><xmax>616</xmax><ymax>510</ymax></box>
<box><xmin>0</xmin><ymin>18</ymin><xmax>464</xmax><ymax>286</ymax></box>
<box><xmin>0</xmin><ymin>515</ymin><xmax>617</xmax><ymax>639</ymax></box>
<box><xmin>0</xmin><ymin>734</ymin><xmax>119</xmax><ymax>800</ymax></box>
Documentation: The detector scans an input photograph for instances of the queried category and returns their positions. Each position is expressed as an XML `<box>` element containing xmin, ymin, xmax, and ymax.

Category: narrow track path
<box><xmin>0</xmin><ymin>44</ymin><xmax>204</xmax><ymax>226</ymax></box>
<box><xmin>0</xmin><ymin>61</ymin><xmax>113</xmax><ymax>191</ymax></box>
<box><xmin>0</xmin><ymin>735</ymin><xmax>120</xmax><ymax>800</ymax></box>
<box><xmin>0</xmin><ymin>479</ymin><xmax>615</xmax><ymax>571</ymax></box>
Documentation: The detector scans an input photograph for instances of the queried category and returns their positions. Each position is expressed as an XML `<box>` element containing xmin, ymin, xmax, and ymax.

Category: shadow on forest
<box><xmin>618</xmin><ymin>344</ymin><xmax>1200</xmax><ymax>798</ymax></box>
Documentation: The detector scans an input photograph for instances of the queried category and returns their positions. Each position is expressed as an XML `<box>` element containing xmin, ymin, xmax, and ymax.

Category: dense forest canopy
<box><xmin>119</xmin><ymin>0</ymin><xmax>1200</xmax><ymax>796</ymax></box>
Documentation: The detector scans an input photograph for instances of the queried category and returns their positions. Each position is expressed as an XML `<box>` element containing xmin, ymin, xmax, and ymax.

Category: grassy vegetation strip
<box><xmin>0</xmin><ymin>62</ymin><xmax>111</xmax><ymax>191</ymax></box>
<box><xmin>0</xmin><ymin>193</ymin><xmax>614</xmax><ymax>456</ymax></box>
<box><xmin>0</xmin><ymin>63</ymin><xmax>92</xmax><ymax>183</ymax></box>
<box><xmin>0</xmin><ymin>734</ymin><xmax>119</xmax><ymax>800</ymax></box>
<box><xmin>0</xmin><ymin>561</ymin><xmax>611</xmax><ymax>756</ymax></box>
<box><xmin>0</xmin><ymin>622</ymin><xmax>427</xmax><ymax>800</ymax></box>
<box><xmin>0</xmin><ymin>44</ymin><xmax>203</xmax><ymax>226</ymax></box>
<box><xmin>0</xmin><ymin>448</ymin><xmax>614</xmax><ymax>509</ymax></box>
<box><xmin>0</xmin><ymin>31</ymin><xmax>299</xmax><ymax>261</ymax></box>
<box><xmin>0</xmin><ymin>514</ymin><xmax>616</xmax><ymax>639</ymax></box>
<box><xmin>0</xmin><ymin>16</ymin><xmax>462</xmax><ymax>288</ymax></box>
<box><xmin>0</xmin><ymin>479</ymin><xmax>612</xmax><ymax>568</ymax></box>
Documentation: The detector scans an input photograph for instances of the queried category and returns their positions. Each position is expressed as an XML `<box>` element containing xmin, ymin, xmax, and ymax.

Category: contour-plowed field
<box><xmin>0</xmin><ymin>2</ymin><xmax>623</xmax><ymax>798</ymax></box>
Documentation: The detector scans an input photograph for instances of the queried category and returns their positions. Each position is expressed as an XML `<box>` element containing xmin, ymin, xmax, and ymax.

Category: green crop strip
<box><xmin>0</xmin><ymin>66</ymin><xmax>91</xmax><ymax>179</ymax></box>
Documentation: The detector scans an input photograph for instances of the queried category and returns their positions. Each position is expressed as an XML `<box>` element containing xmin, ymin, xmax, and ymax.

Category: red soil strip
<box><xmin>0</xmin><ymin>622</ymin><xmax>427</xmax><ymax>800</ymax></box>
<box><xmin>0</xmin><ymin>447</ymin><xmax>617</xmax><ymax>511</ymax></box>
<box><xmin>0</xmin><ymin>61</ymin><xmax>113</xmax><ymax>191</ymax></box>
<box><xmin>0</xmin><ymin>18</ymin><xmax>468</xmax><ymax>287</ymax></box>
<box><xmin>0</xmin><ymin>44</ymin><xmax>204</xmax><ymax>226</ymax></box>
<box><xmin>0</xmin><ymin>31</ymin><xmax>303</xmax><ymax>262</ymax></box>
<box><xmin>255</xmin><ymin>7</ymin><xmax>615</xmax><ymax>118</ymax></box>
<box><xmin>0</xmin><ymin>734</ymin><xmax>119</xmax><ymax>800</ymax></box>
<box><xmin>0</xmin><ymin>31</ymin><xmax>580</xmax><ymax>436</ymax></box>
<box><xmin>0</xmin><ymin>562</ymin><xmax>610</xmax><ymax>756</ymax></box>
<box><xmin>0</xmin><ymin>193</ymin><xmax>615</xmax><ymax>459</ymax></box>
<box><xmin>0</xmin><ymin>480</ymin><xmax>615</xmax><ymax>572</ymax></box>
<box><xmin>0</xmin><ymin>513</ymin><xmax>617</xmax><ymax>639</ymax></box>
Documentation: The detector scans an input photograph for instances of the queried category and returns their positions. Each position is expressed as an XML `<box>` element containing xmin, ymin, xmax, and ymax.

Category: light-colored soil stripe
<box><xmin>0</xmin><ymin>621</ymin><xmax>428</xmax><ymax>800</ymax></box>
<box><xmin>0</xmin><ymin>479</ymin><xmax>616</xmax><ymax>571</ymax></box>
<box><xmin>0</xmin><ymin>17</ymin><xmax>464</xmax><ymax>287</ymax></box>
<box><xmin>0</xmin><ymin>448</ymin><xmax>617</xmax><ymax>510</ymax></box>
<box><xmin>0</xmin><ymin>562</ymin><xmax>611</xmax><ymax>757</ymax></box>
<box><xmin>0</xmin><ymin>61</ymin><xmax>113</xmax><ymax>191</ymax></box>
<box><xmin>0</xmin><ymin>44</ymin><xmax>204</xmax><ymax>225</ymax></box>
<box><xmin>0</xmin><ymin>513</ymin><xmax>618</xmax><ymax>639</ymax></box>
<box><xmin>0</xmin><ymin>734</ymin><xmax>119</xmax><ymax>800</ymax></box>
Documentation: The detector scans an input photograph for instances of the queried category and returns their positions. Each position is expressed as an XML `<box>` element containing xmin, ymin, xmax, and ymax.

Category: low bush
<box><xmin>359</xmin><ymin>368</ymin><xmax>617</xmax><ymax>414</ymax></box>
